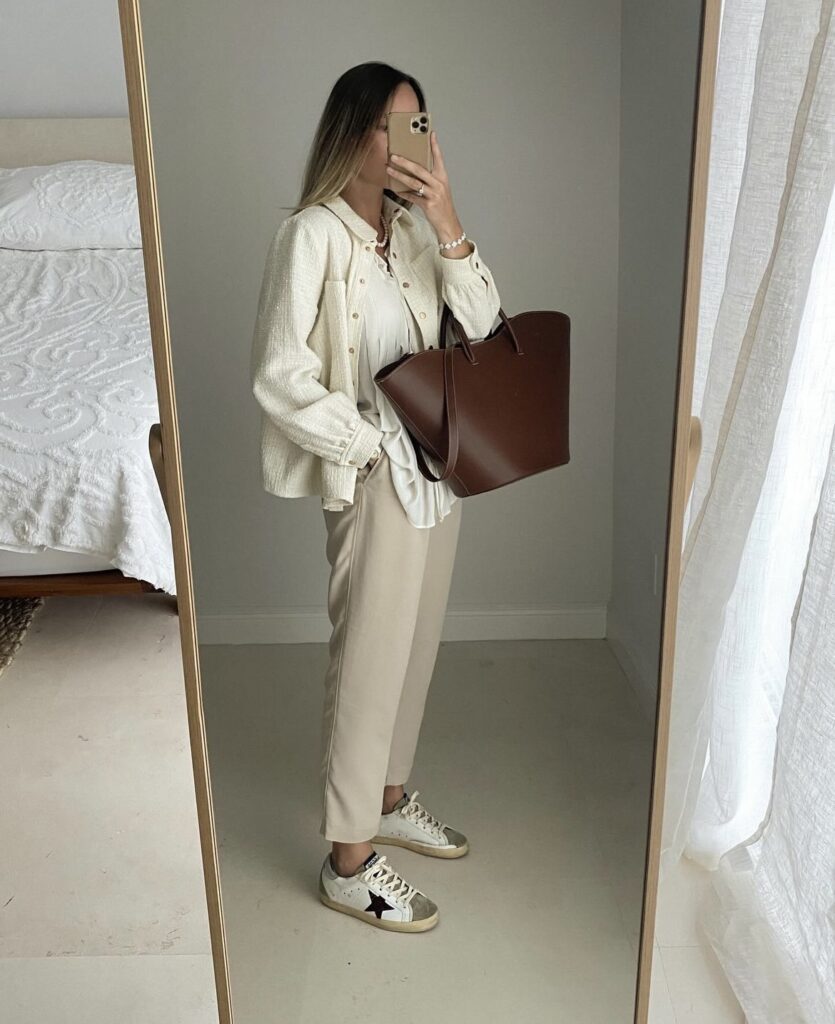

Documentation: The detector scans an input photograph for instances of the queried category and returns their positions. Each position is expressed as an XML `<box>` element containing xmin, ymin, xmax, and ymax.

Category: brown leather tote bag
<box><xmin>374</xmin><ymin>301</ymin><xmax>570</xmax><ymax>497</ymax></box>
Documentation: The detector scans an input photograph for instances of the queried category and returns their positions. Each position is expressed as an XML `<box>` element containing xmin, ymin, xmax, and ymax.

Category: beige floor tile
<box><xmin>0</xmin><ymin>955</ymin><xmax>217</xmax><ymax>1024</ymax></box>
<box><xmin>654</xmin><ymin>856</ymin><xmax>714</xmax><ymax>948</ymax></box>
<box><xmin>660</xmin><ymin>945</ymin><xmax>745</xmax><ymax>1023</ymax></box>
<box><xmin>2</xmin><ymin>690</ymin><xmax>209</xmax><ymax>957</ymax></box>
<box><xmin>647</xmin><ymin>943</ymin><xmax>678</xmax><ymax>1024</ymax></box>
<box><xmin>200</xmin><ymin>637</ymin><xmax>653</xmax><ymax>1023</ymax></box>
<box><xmin>223</xmin><ymin>871</ymin><xmax>638</xmax><ymax>1024</ymax></box>
<box><xmin>5</xmin><ymin>613</ymin><xmax>658</xmax><ymax>1023</ymax></box>
<box><xmin>2</xmin><ymin>595</ymin><xmax>213</xmax><ymax>1009</ymax></box>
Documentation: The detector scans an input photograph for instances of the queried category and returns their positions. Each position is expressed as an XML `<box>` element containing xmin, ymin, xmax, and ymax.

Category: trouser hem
<box><xmin>321</xmin><ymin>821</ymin><xmax>382</xmax><ymax>843</ymax></box>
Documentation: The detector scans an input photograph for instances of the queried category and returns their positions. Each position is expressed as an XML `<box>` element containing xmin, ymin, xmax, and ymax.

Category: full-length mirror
<box><xmin>132</xmin><ymin>0</ymin><xmax>711</xmax><ymax>1019</ymax></box>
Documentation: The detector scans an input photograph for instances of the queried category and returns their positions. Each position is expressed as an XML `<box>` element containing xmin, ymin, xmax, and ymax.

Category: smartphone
<box><xmin>386</xmin><ymin>111</ymin><xmax>433</xmax><ymax>196</ymax></box>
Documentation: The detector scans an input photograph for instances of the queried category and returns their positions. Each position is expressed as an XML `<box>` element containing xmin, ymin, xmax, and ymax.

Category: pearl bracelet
<box><xmin>438</xmin><ymin>230</ymin><xmax>468</xmax><ymax>252</ymax></box>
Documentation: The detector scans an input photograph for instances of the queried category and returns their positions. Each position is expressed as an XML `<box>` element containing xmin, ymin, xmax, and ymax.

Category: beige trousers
<box><xmin>319</xmin><ymin>448</ymin><xmax>463</xmax><ymax>843</ymax></box>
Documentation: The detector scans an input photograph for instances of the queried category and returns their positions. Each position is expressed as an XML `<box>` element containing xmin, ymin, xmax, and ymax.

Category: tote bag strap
<box><xmin>412</xmin><ymin>303</ymin><xmax>518</xmax><ymax>483</ymax></box>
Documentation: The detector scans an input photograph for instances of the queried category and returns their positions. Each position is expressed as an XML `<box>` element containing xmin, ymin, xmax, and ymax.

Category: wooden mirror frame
<box><xmin>633</xmin><ymin>1</ymin><xmax>721</xmax><ymax>1020</ymax></box>
<box><xmin>117</xmin><ymin>2</ymin><xmax>233</xmax><ymax>1020</ymax></box>
<box><xmin>115</xmin><ymin>0</ymin><xmax>723</xmax><ymax>1019</ymax></box>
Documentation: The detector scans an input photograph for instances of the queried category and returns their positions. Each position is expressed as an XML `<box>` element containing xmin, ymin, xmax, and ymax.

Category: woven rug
<box><xmin>0</xmin><ymin>597</ymin><xmax>46</xmax><ymax>677</ymax></box>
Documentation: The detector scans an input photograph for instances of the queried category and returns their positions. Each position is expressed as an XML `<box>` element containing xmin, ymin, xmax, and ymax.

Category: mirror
<box><xmin>125</xmin><ymin>0</ymin><xmax>718</xmax><ymax>1019</ymax></box>
<box><xmin>0</xmin><ymin>6</ymin><xmax>221</xmax><ymax>1019</ymax></box>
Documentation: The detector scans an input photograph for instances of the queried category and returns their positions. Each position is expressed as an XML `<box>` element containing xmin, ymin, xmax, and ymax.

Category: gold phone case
<box><xmin>386</xmin><ymin>111</ymin><xmax>433</xmax><ymax>195</ymax></box>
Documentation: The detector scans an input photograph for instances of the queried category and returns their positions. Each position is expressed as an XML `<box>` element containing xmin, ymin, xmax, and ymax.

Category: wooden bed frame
<box><xmin>0</xmin><ymin>117</ymin><xmax>171</xmax><ymax>599</ymax></box>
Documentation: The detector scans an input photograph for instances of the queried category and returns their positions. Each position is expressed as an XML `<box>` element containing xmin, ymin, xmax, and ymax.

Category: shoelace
<box><xmin>362</xmin><ymin>855</ymin><xmax>418</xmax><ymax>906</ymax></box>
<box><xmin>400</xmin><ymin>790</ymin><xmax>446</xmax><ymax>838</ymax></box>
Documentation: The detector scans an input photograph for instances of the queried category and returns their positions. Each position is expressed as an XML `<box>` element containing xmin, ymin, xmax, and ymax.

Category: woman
<box><xmin>250</xmin><ymin>61</ymin><xmax>501</xmax><ymax>932</ymax></box>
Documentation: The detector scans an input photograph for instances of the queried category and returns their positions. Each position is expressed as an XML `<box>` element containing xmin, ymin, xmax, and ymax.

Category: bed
<box><xmin>0</xmin><ymin>118</ymin><xmax>176</xmax><ymax>597</ymax></box>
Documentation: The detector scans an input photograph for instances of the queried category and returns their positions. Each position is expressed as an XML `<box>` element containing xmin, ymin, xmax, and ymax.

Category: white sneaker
<box><xmin>372</xmin><ymin>790</ymin><xmax>469</xmax><ymax>858</ymax></box>
<box><xmin>318</xmin><ymin>849</ymin><xmax>439</xmax><ymax>932</ymax></box>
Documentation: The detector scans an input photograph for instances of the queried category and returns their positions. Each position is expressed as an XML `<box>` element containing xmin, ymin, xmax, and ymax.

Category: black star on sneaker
<box><xmin>365</xmin><ymin>891</ymin><xmax>395</xmax><ymax>918</ymax></box>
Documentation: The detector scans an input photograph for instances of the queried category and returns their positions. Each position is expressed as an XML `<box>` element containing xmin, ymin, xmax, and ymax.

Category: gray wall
<box><xmin>609</xmin><ymin>0</ymin><xmax>704</xmax><ymax>711</ymax></box>
<box><xmin>0</xmin><ymin>2</ymin><xmax>127</xmax><ymax>117</ymax></box>
<box><xmin>138</xmin><ymin>0</ymin><xmax>623</xmax><ymax>648</ymax></box>
<box><xmin>4</xmin><ymin>2</ymin><xmax>706</xmax><ymax>710</ymax></box>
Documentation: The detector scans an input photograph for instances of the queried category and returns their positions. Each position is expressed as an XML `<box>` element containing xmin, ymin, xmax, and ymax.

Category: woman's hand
<box><xmin>386</xmin><ymin>131</ymin><xmax>470</xmax><ymax>253</ymax></box>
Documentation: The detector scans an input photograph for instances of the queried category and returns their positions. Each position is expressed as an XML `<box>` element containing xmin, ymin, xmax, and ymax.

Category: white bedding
<box><xmin>0</xmin><ymin>246</ymin><xmax>177</xmax><ymax>595</ymax></box>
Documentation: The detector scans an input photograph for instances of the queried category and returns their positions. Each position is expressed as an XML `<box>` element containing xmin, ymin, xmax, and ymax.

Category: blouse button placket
<box><xmin>350</xmin><ymin>251</ymin><xmax>373</xmax><ymax>392</ymax></box>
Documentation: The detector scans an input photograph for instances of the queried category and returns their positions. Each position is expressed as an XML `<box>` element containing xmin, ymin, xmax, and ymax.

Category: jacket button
<box><xmin>349</xmin><ymin>459</ymin><xmax>357</xmax><ymax>465</ymax></box>
<box><xmin>392</xmin><ymin>252</ymin><xmax>397</xmax><ymax>258</ymax></box>
<box><xmin>419</xmin><ymin>311</ymin><xmax>426</xmax><ymax>319</ymax></box>
<box><xmin>402</xmin><ymin>281</ymin><xmax>410</xmax><ymax>288</ymax></box>
<box><xmin>359</xmin><ymin>278</ymin><xmax>365</xmax><ymax>284</ymax></box>
<box><xmin>352</xmin><ymin>312</ymin><xmax>359</xmax><ymax>318</ymax></box>
<box><xmin>348</xmin><ymin>346</ymin><xmax>355</xmax><ymax>353</ymax></box>
<box><xmin>364</xmin><ymin>245</ymin><xmax>371</xmax><ymax>251</ymax></box>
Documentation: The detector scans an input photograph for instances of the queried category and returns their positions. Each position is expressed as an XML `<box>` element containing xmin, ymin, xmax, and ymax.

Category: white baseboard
<box><xmin>196</xmin><ymin>604</ymin><xmax>608</xmax><ymax>646</ymax></box>
<box><xmin>605</xmin><ymin>620</ymin><xmax>659</xmax><ymax>722</ymax></box>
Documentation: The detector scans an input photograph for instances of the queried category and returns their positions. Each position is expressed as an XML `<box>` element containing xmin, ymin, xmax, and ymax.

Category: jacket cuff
<box><xmin>342</xmin><ymin>415</ymin><xmax>384</xmax><ymax>467</ymax></box>
<box><xmin>439</xmin><ymin>237</ymin><xmax>487</xmax><ymax>282</ymax></box>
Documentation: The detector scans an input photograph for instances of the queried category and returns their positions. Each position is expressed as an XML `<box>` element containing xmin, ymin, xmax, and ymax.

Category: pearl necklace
<box><xmin>375</xmin><ymin>213</ymin><xmax>389</xmax><ymax>250</ymax></box>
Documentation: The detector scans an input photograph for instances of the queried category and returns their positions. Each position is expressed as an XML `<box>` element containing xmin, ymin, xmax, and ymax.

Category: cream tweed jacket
<box><xmin>250</xmin><ymin>192</ymin><xmax>501</xmax><ymax>508</ymax></box>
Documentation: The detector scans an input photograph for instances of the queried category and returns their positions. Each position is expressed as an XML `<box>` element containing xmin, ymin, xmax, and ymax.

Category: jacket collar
<box><xmin>321</xmin><ymin>192</ymin><xmax>413</xmax><ymax>243</ymax></box>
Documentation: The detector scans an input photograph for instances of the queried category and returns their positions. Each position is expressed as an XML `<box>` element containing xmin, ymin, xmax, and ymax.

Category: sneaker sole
<box><xmin>370</xmin><ymin>834</ymin><xmax>469</xmax><ymax>858</ymax></box>
<box><xmin>318</xmin><ymin>878</ymin><xmax>439</xmax><ymax>932</ymax></box>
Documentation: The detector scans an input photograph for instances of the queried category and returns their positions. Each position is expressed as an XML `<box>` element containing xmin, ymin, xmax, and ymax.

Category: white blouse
<box><xmin>355</xmin><ymin>248</ymin><xmax>460</xmax><ymax>529</ymax></box>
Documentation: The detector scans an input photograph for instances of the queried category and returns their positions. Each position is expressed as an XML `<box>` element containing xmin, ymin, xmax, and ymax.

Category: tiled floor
<box><xmin>0</xmin><ymin>594</ymin><xmax>217</xmax><ymax>1023</ymax></box>
<box><xmin>648</xmin><ymin>857</ymin><xmax>746</xmax><ymax>1023</ymax></box>
<box><xmin>199</xmin><ymin>636</ymin><xmax>656</xmax><ymax>1024</ymax></box>
<box><xmin>4</xmin><ymin>594</ymin><xmax>665</xmax><ymax>1023</ymax></box>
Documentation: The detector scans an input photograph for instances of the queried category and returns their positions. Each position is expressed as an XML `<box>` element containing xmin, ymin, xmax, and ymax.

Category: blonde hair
<box><xmin>279</xmin><ymin>61</ymin><xmax>428</xmax><ymax>218</ymax></box>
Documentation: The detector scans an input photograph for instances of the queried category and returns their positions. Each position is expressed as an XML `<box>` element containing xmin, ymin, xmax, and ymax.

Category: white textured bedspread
<box><xmin>0</xmin><ymin>247</ymin><xmax>176</xmax><ymax>595</ymax></box>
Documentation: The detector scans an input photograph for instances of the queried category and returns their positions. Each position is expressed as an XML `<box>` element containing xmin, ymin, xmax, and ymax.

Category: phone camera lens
<box><xmin>419</xmin><ymin>115</ymin><xmax>427</xmax><ymax>124</ymax></box>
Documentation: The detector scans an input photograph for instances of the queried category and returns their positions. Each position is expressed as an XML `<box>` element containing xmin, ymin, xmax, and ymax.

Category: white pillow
<box><xmin>0</xmin><ymin>160</ymin><xmax>142</xmax><ymax>250</ymax></box>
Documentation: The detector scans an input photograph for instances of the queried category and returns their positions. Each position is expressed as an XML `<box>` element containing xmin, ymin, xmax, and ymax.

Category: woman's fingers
<box><xmin>387</xmin><ymin>164</ymin><xmax>433</xmax><ymax>195</ymax></box>
<box><xmin>429</xmin><ymin>131</ymin><xmax>446</xmax><ymax>179</ymax></box>
<box><xmin>388</xmin><ymin>152</ymin><xmax>423</xmax><ymax>175</ymax></box>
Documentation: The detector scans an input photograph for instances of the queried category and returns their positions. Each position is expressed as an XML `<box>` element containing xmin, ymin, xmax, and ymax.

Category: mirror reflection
<box><xmin>137</xmin><ymin>1</ymin><xmax>706</xmax><ymax>1020</ymax></box>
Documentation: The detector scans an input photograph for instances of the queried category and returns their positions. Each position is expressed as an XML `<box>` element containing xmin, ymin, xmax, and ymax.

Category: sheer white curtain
<box><xmin>705</xmin><ymin>419</ymin><xmax>835</xmax><ymax>1022</ymax></box>
<box><xmin>659</xmin><ymin>0</ymin><xmax>835</xmax><ymax>1019</ymax></box>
